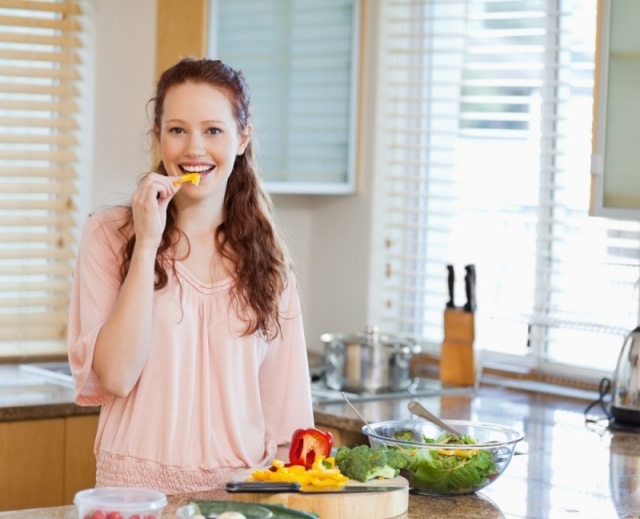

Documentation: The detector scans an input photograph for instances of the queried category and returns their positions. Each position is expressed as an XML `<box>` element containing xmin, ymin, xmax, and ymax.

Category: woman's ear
<box><xmin>237</xmin><ymin>124</ymin><xmax>253</xmax><ymax>156</ymax></box>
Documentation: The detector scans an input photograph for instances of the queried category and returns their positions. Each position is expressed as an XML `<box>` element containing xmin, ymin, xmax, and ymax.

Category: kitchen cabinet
<box><xmin>0</xmin><ymin>418</ymin><xmax>64</xmax><ymax>510</ymax></box>
<box><xmin>0</xmin><ymin>414</ymin><xmax>98</xmax><ymax>511</ymax></box>
<box><xmin>154</xmin><ymin>0</ymin><xmax>208</xmax><ymax>80</ymax></box>
<box><xmin>210</xmin><ymin>0</ymin><xmax>361</xmax><ymax>194</ymax></box>
<box><xmin>63</xmin><ymin>415</ymin><xmax>99</xmax><ymax>504</ymax></box>
<box><xmin>591</xmin><ymin>0</ymin><xmax>640</xmax><ymax>218</ymax></box>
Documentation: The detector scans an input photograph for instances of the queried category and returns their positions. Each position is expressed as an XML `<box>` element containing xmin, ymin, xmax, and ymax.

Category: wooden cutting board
<box><xmin>228</xmin><ymin>472</ymin><xmax>409</xmax><ymax>519</ymax></box>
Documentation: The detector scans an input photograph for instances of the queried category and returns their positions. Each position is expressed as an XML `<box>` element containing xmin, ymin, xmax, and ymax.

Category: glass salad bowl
<box><xmin>362</xmin><ymin>419</ymin><xmax>524</xmax><ymax>496</ymax></box>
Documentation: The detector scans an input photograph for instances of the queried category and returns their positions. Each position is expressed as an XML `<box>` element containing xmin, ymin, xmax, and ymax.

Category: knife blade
<box><xmin>225</xmin><ymin>481</ymin><xmax>403</xmax><ymax>494</ymax></box>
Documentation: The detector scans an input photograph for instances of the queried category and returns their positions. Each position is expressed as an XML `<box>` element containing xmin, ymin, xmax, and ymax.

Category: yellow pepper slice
<box><xmin>249</xmin><ymin>456</ymin><xmax>349</xmax><ymax>489</ymax></box>
<box><xmin>435</xmin><ymin>449</ymin><xmax>477</xmax><ymax>457</ymax></box>
<box><xmin>173</xmin><ymin>173</ymin><xmax>201</xmax><ymax>186</ymax></box>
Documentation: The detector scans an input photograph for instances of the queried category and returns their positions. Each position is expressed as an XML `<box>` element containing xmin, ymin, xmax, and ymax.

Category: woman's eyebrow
<box><xmin>165</xmin><ymin>118</ymin><xmax>227</xmax><ymax>125</ymax></box>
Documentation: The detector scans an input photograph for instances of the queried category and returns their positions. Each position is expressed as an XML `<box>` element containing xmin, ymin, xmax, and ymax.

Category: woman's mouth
<box><xmin>179</xmin><ymin>164</ymin><xmax>214</xmax><ymax>175</ymax></box>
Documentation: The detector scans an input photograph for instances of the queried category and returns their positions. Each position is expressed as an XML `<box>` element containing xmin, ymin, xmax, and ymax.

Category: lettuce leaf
<box><xmin>407</xmin><ymin>440</ymin><xmax>498</xmax><ymax>494</ymax></box>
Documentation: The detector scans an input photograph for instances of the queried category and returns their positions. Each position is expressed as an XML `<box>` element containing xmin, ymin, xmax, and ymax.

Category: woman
<box><xmin>67</xmin><ymin>58</ymin><xmax>314</xmax><ymax>494</ymax></box>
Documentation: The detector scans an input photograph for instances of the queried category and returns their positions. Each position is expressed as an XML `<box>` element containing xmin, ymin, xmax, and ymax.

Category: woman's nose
<box><xmin>185</xmin><ymin>132</ymin><xmax>205</xmax><ymax>157</ymax></box>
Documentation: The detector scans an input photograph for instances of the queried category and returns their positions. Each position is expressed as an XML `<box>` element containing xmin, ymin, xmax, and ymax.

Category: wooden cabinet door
<box><xmin>64</xmin><ymin>414</ymin><xmax>99</xmax><ymax>504</ymax></box>
<box><xmin>0</xmin><ymin>418</ymin><xmax>65</xmax><ymax>511</ymax></box>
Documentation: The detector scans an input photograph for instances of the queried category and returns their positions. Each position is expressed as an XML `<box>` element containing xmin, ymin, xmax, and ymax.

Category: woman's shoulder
<box><xmin>85</xmin><ymin>206</ymin><xmax>131</xmax><ymax>231</ymax></box>
<box><xmin>81</xmin><ymin>206</ymin><xmax>132</xmax><ymax>246</ymax></box>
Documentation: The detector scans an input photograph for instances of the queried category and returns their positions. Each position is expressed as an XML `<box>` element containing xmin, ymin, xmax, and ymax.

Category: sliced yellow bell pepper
<box><xmin>249</xmin><ymin>456</ymin><xmax>349</xmax><ymax>489</ymax></box>
<box><xmin>435</xmin><ymin>448</ymin><xmax>477</xmax><ymax>457</ymax></box>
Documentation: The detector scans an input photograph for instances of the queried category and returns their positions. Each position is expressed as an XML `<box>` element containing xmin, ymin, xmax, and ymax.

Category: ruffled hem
<box><xmin>96</xmin><ymin>451</ymin><xmax>246</xmax><ymax>495</ymax></box>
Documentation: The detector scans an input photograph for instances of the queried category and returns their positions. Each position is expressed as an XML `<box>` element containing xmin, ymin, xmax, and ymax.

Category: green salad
<box><xmin>394</xmin><ymin>431</ymin><xmax>499</xmax><ymax>494</ymax></box>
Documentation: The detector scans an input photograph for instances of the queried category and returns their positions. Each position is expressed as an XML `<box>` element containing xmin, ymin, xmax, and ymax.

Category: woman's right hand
<box><xmin>92</xmin><ymin>172</ymin><xmax>180</xmax><ymax>397</ymax></box>
<box><xmin>131</xmin><ymin>172</ymin><xmax>179</xmax><ymax>250</ymax></box>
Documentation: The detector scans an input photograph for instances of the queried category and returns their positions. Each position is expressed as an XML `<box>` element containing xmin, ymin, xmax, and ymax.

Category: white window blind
<box><xmin>0</xmin><ymin>0</ymin><xmax>85</xmax><ymax>359</ymax></box>
<box><xmin>210</xmin><ymin>0</ymin><xmax>359</xmax><ymax>194</ymax></box>
<box><xmin>375</xmin><ymin>0</ymin><xmax>640</xmax><ymax>378</ymax></box>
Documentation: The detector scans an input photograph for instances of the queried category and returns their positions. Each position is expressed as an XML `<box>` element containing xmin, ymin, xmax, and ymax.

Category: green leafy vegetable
<box><xmin>405</xmin><ymin>432</ymin><xmax>499</xmax><ymax>494</ymax></box>
<box><xmin>392</xmin><ymin>429</ymin><xmax>416</xmax><ymax>442</ymax></box>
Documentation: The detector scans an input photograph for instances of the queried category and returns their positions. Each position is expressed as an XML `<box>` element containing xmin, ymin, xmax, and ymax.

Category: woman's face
<box><xmin>157</xmin><ymin>81</ymin><xmax>251</xmax><ymax>198</ymax></box>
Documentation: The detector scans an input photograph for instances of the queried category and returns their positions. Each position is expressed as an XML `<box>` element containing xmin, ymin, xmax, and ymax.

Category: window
<box><xmin>373</xmin><ymin>0</ymin><xmax>640</xmax><ymax>379</ymax></box>
<box><xmin>0</xmin><ymin>0</ymin><xmax>87</xmax><ymax>359</ymax></box>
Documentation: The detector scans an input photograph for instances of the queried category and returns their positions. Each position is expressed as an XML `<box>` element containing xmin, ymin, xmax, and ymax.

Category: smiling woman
<box><xmin>0</xmin><ymin>0</ymin><xmax>88</xmax><ymax>360</ymax></box>
<box><xmin>67</xmin><ymin>57</ymin><xmax>315</xmax><ymax>495</ymax></box>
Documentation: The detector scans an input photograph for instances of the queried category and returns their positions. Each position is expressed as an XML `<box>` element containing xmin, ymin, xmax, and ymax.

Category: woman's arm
<box><xmin>92</xmin><ymin>173</ymin><xmax>178</xmax><ymax>397</ymax></box>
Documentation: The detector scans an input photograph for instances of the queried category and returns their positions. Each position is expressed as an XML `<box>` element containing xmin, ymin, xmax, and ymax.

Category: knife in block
<box><xmin>440</xmin><ymin>308</ymin><xmax>475</xmax><ymax>386</ymax></box>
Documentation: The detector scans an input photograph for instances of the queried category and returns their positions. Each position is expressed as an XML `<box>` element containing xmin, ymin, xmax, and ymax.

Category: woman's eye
<box><xmin>168</xmin><ymin>127</ymin><xmax>185</xmax><ymax>134</ymax></box>
<box><xmin>206</xmin><ymin>127</ymin><xmax>221</xmax><ymax>135</ymax></box>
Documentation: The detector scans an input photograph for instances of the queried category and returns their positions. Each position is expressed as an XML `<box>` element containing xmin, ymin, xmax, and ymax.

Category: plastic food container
<box><xmin>74</xmin><ymin>487</ymin><xmax>168</xmax><ymax>519</ymax></box>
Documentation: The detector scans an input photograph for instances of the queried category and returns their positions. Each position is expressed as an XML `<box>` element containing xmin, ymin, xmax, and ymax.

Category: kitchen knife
<box><xmin>446</xmin><ymin>264</ymin><xmax>455</xmax><ymax>308</ymax></box>
<box><xmin>225</xmin><ymin>481</ymin><xmax>403</xmax><ymax>494</ymax></box>
<box><xmin>463</xmin><ymin>264</ymin><xmax>476</xmax><ymax>312</ymax></box>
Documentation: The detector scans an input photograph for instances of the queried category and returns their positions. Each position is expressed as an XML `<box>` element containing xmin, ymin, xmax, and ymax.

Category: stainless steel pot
<box><xmin>321</xmin><ymin>326</ymin><xmax>421</xmax><ymax>393</ymax></box>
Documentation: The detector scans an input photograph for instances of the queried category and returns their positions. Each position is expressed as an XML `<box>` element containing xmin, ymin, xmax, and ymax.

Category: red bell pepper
<box><xmin>289</xmin><ymin>427</ymin><xmax>333</xmax><ymax>468</ymax></box>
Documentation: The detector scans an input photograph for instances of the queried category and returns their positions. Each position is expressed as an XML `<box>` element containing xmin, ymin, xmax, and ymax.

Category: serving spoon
<box><xmin>407</xmin><ymin>400</ymin><xmax>464</xmax><ymax>436</ymax></box>
<box><xmin>341</xmin><ymin>391</ymin><xmax>373</xmax><ymax>430</ymax></box>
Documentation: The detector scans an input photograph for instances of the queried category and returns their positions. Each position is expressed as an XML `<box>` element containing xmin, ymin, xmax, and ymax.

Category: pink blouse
<box><xmin>67</xmin><ymin>207</ymin><xmax>314</xmax><ymax>494</ymax></box>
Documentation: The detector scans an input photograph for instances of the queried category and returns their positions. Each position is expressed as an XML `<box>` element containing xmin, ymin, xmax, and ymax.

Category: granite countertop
<box><xmin>313</xmin><ymin>387</ymin><xmax>640</xmax><ymax>518</ymax></box>
<box><xmin>0</xmin><ymin>365</ymin><xmax>100</xmax><ymax>420</ymax></box>
<box><xmin>1</xmin><ymin>364</ymin><xmax>638</xmax><ymax>518</ymax></box>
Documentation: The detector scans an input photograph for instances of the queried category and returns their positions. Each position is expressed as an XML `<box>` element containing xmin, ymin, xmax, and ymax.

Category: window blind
<box><xmin>210</xmin><ymin>0</ymin><xmax>359</xmax><ymax>194</ymax></box>
<box><xmin>375</xmin><ymin>0</ymin><xmax>640</xmax><ymax>377</ymax></box>
<box><xmin>0</xmin><ymin>0</ymin><xmax>84</xmax><ymax>358</ymax></box>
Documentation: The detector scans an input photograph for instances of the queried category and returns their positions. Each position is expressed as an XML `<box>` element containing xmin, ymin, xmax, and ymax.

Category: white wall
<box><xmin>90</xmin><ymin>0</ymin><xmax>376</xmax><ymax>355</ymax></box>
<box><xmin>91</xmin><ymin>0</ymin><xmax>159</xmax><ymax>212</ymax></box>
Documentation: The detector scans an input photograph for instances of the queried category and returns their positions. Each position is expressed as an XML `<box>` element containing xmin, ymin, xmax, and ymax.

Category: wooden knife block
<box><xmin>440</xmin><ymin>308</ymin><xmax>475</xmax><ymax>386</ymax></box>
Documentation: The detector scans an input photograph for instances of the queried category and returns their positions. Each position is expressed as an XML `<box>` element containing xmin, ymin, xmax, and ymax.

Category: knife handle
<box><xmin>225</xmin><ymin>481</ymin><xmax>301</xmax><ymax>493</ymax></box>
<box><xmin>446</xmin><ymin>264</ymin><xmax>455</xmax><ymax>308</ymax></box>
<box><xmin>463</xmin><ymin>264</ymin><xmax>476</xmax><ymax>312</ymax></box>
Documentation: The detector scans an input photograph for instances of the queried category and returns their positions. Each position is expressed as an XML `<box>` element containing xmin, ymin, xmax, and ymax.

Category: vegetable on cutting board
<box><xmin>289</xmin><ymin>427</ymin><xmax>333</xmax><ymax>468</ymax></box>
<box><xmin>334</xmin><ymin>444</ymin><xmax>410</xmax><ymax>483</ymax></box>
<box><xmin>248</xmin><ymin>427</ymin><xmax>346</xmax><ymax>489</ymax></box>
<box><xmin>250</xmin><ymin>456</ymin><xmax>348</xmax><ymax>488</ymax></box>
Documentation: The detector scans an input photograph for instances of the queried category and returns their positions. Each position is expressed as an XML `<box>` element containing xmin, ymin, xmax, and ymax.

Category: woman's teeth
<box><xmin>180</xmin><ymin>165</ymin><xmax>213</xmax><ymax>173</ymax></box>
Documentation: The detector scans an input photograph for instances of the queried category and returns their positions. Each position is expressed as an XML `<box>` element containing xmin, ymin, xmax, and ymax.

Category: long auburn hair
<box><xmin>118</xmin><ymin>57</ymin><xmax>291</xmax><ymax>340</ymax></box>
